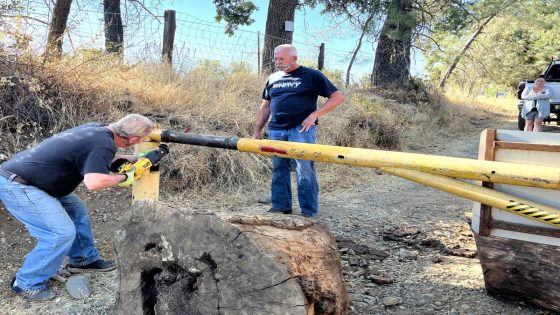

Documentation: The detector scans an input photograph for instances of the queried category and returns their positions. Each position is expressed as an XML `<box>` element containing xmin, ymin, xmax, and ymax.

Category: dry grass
<box><xmin>443</xmin><ymin>91</ymin><xmax>518</xmax><ymax>121</ymax></box>
<box><xmin>0</xmin><ymin>53</ymin><xmax>516</xmax><ymax>200</ymax></box>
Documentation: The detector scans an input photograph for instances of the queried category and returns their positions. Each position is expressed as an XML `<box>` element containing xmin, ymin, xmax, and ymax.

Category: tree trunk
<box><xmin>371</xmin><ymin>0</ymin><xmax>413</xmax><ymax>87</ymax></box>
<box><xmin>262</xmin><ymin>0</ymin><xmax>298</xmax><ymax>74</ymax></box>
<box><xmin>346</xmin><ymin>15</ymin><xmax>373</xmax><ymax>87</ymax></box>
<box><xmin>103</xmin><ymin>0</ymin><xmax>124</xmax><ymax>55</ymax></box>
<box><xmin>45</xmin><ymin>0</ymin><xmax>73</xmax><ymax>60</ymax></box>
<box><xmin>115</xmin><ymin>201</ymin><xmax>348</xmax><ymax>315</ymax></box>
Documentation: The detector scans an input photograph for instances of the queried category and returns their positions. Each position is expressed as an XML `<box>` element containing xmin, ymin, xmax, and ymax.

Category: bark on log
<box><xmin>475</xmin><ymin>234</ymin><xmax>560</xmax><ymax>312</ymax></box>
<box><xmin>115</xmin><ymin>201</ymin><xmax>348</xmax><ymax>315</ymax></box>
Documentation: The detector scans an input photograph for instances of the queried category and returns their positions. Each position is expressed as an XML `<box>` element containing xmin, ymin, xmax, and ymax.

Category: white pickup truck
<box><xmin>517</xmin><ymin>60</ymin><xmax>560</xmax><ymax>130</ymax></box>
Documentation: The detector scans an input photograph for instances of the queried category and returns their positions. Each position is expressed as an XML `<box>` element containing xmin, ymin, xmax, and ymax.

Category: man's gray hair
<box><xmin>274</xmin><ymin>44</ymin><xmax>298</xmax><ymax>56</ymax></box>
<box><xmin>109</xmin><ymin>114</ymin><xmax>154</xmax><ymax>138</ymax></box>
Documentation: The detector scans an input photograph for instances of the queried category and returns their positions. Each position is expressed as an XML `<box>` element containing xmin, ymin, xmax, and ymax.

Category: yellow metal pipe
<box><xmin>380</xmin><ymin>167</ymin><xmax>560</xmax><ymax>228</ymax></box>
<box><xmin>236</xmin><ymin>138</ymin><xmax>560</xmax><ymax>189</ymax></box>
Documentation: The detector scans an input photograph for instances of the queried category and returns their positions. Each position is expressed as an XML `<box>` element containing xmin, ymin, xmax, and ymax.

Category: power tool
<box><xmin>111</xmin><ymin>143</ymin><xmax>170</xmax><ymax>180</ymax></box>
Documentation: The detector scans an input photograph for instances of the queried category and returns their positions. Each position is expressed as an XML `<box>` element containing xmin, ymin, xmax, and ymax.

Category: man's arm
<box><xmin>113</xmin><ymin>154</ymin><xmax>137</xmax><ymax>163</ymax></box>
<box><xmin>300</xmin><ymin>90</ymin><xmax>345</xmax><ymax>132</ymax></box>
<box><xmin>83</xmin><ymin>173</ymin><xmax>127</xmax><ymax>191</ymax></box>
<box><xmin>253</xmin><ymin>99</ymin><xmax>271</xmax><ymax>139</ymax></box>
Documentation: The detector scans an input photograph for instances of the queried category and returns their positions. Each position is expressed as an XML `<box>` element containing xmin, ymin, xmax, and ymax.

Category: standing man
<box><xmin>521</xmin><ymin>75</ymin><xmax>552</xmax><ymax>132</ymax></box>
<box><xmin>253</xmin><ymin>44</ymin><xmax>344</xmax><ymax>218</ymax></box>
<box><xmin>0</xmin><ymin>114</ymin><xmax>154</xmax><ymax>301</ymax></box>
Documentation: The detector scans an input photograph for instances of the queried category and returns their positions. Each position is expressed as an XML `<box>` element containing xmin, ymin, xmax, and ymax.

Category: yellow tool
<box><xmin>111</xmin><ymin>143</ymin><xmax>169</xmax><ymax>179</ymax></box>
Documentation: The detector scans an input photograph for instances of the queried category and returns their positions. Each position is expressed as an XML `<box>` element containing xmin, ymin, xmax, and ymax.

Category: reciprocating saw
<box><xmin>111</xmin><ymin>143</ymin><xmax>170</xmax><ymax>179</ymax></box>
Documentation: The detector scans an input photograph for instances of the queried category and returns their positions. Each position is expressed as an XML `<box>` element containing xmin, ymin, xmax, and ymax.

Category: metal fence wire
<box><xmin>3</xmin><ymin>1</ymin><xmax>374</xmax><ymax>78</ymax></box>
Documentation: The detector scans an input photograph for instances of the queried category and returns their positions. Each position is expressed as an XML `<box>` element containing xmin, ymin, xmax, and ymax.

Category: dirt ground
<box><xmin>0</xmin><ymin>119</ymin><xmax>558</xmax><ymax>314</ymax></box>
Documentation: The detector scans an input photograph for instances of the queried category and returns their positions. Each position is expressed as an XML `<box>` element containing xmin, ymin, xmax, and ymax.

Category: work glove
<box><xmin>117</xmin><ymin>169</ymin><xmax>135</xmax><ymax>187</ymax></box>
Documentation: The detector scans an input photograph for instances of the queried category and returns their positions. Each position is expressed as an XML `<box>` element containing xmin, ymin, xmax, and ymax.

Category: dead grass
<box><xmin>0</xmin><ymin>53</ymin><xmax>515</xmax><ymax>200</ymax></box>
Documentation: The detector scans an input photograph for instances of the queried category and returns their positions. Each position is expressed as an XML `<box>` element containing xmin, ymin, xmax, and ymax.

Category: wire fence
<box><xmin>3</xmin><ymin>1</ymin><xmax>374</xmax><ymax>80</ymax></box>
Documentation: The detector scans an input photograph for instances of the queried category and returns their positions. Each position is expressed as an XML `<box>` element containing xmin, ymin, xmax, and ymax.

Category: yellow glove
<box><xmin>117</xmin><ymin>169</ymin><xmax>135</xmax><ymax>187</ymax></box>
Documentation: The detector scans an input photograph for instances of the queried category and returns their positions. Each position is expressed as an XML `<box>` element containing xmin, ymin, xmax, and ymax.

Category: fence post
<box><xmin>162</xmin><ymin>10</ymin><xmax>176</xmax><ymax>65</ymax></box>
<box><xmin>318</xmin><ymin>43</ymin><xmax>325</xmax><ymax>70</ymax></box>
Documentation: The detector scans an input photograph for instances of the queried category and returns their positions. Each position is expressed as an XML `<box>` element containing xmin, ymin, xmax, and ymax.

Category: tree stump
<box><xmin>114</xmin><ymin>201</ymin><xmax>348</xmax><ymax>315</ymax></box>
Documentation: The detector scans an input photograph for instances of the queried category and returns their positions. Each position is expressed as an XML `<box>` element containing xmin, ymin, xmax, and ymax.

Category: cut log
<box><xmin>114</xmin><ymin>201</ymin><xmax>348</xmax><ymax>315</ymax></box>
<box><xmin>476</xmin><ymin>234</ymin><xmax>560</xmax><ymax>312</ymax></box>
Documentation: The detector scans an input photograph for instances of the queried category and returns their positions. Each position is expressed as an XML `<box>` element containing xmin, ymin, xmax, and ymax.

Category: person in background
<box><xmin>0</xmin><ymin>114</ymin><xmax>154</xmax><ymax>301</ymax></box>
<box><xmin>253</xmin><ymin>44</ymin><xmax>345</xmax><ymax>219</ymax></box>
<box><xmin>521</xmin><ymin>75</ymin><xmax>552</xmax><ymax>132</ymax></box>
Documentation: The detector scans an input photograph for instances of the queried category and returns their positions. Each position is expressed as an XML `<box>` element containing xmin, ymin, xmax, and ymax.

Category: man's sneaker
<box><xmin>67</xmin><ymin>259</ymin><xmax>116</xmax><ymax>273</ymax></box>
<box><xmin>267</xmin><ymin>208</ymin><xmax>293</xmax><ymax>214</ymax></box>
<box><xmin>10</xmin><ymin>277</ymin><xmax>56</xmax><ymax>301</ymax></box>
<box><xmin>301</xmin><ymin>212</ymin><xmax>318</xmax><ymax>219</ymax></box>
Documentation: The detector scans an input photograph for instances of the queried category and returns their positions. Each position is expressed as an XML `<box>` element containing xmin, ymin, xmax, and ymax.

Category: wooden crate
<box><xmin>472</xmin><ymin>129</ymin><xmax>560</xmax><ymax>311</ymax></box>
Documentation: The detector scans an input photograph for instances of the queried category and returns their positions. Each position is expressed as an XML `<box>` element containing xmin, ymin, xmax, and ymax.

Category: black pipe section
<box><xmin>160</xmin><ymin>130</ymin><xmax>239</xmax><ymax>150</ymax></box>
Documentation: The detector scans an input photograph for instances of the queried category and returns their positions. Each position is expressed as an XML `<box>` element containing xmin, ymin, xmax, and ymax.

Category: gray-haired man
<box><xmin>0</xmin><ymin>114</ymin><xmax>154</xmax><ymax>301</ymax></box>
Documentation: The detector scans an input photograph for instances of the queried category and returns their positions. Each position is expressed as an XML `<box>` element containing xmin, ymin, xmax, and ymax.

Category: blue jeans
<box><xmin>268</xmin><ymin>125</ymin><xmax>319</xmax><ymax>216</ymax></box>
<box><xmin>0</xmin><ymin>176</ymin><xmax>100</xmax><ymax>290</ymax></box>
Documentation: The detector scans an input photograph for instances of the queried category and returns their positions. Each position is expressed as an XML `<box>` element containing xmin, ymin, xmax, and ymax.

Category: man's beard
<box><xmin>275</xmin><ymin>63</ymin><xmax>291</xmax><ymax>72</ymax></box>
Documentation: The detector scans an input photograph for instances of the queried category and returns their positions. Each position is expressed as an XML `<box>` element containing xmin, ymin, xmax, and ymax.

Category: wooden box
<box><xmin>472</xmin><ymin>129</ymin><xmax>560</xmax><ymax>311</ymax></box>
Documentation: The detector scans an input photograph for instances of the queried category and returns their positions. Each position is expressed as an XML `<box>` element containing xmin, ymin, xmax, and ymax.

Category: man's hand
<box><xmin>117</xmin><ymin>169</ymin><xmax>135</xmax><ymax>187</ymax></box>
<box><xmin>253</xmin><ymin>130</ymin><xmax>262</xmax><ymax>139</ymax></box>
<box><xmin>300</xmin><ymin>112</ymin><xmax>319</xmax><ymax>132</ymax></box>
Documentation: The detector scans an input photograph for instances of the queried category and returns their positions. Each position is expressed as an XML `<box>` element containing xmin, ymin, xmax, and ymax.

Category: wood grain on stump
<box><xmin>114</xmin><ymin>201</ymin><xmax>347</xmax><ymax>315</ymax></box>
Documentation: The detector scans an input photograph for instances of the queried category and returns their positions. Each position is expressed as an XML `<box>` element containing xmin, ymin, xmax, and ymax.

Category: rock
<box><xmin>369</xmin><ymin>275</ymin><xmax>394</xmax><ymax>285</ymax></box>
<box><xmin>65</xmin><ymin>275</ymin><xmax>91</xmax><ymax>299</ymax></box>
<box><xmin>399</xmin><ymin>249</ymin><xmax>418</xmax><ymax>261</ymax></box>
<box><xmin>348</xmin><ymin>257</ymin><xmax>360</xmax><ymax>266</ymax></box>
<box><xmin>420</xmin><ymin>293</ymin><xmax>435</xmax><ymax>300</ymax></box>
<box><xmin>382</xmin><ymin>296</ymin><xmax>401</xmax><ymax>307</ymax></box>
<box><xmin>257</xmin><ymin>195</ymin><xmax>271</xmax><ymax>204</ymax></box>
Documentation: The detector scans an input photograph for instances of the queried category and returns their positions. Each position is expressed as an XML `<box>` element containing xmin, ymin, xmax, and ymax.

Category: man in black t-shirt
<box><xmin>253</xmin><ymin>44</ymin><xmax>345</xmax><ymax>218</ymax></box>
<box><xmin>0</xmin><ymin>114</ymin><xmax>154</xmax><ymax>301</ymax></box>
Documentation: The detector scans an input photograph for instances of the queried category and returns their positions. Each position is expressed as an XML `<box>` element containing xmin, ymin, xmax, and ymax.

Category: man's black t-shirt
<box><xmin>2</xmin><ymin>123</ymin><xmax>116</xmax><ymax>197</ymax></box>
<box><xmin>262</xmin><ymin>66</ymin><xmax>338</xmax><ymax>130</ymax></box>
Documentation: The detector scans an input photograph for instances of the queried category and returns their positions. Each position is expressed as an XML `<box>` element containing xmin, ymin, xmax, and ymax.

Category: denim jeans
<box><xmin>0</xmin><ymin>176</ymin><xmax>100</xmax><ymax>290</ymax></box>
<box><xmin>267</xmin><ymin>125</ymin><xmax>319</xmax><ymax>216</ymax></box>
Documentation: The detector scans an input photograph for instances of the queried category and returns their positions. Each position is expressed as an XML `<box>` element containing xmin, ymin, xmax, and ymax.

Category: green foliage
<box><xmin>191</xmin><ymin>59</ymin><xmax>227</xmax><ymax>77</ymax></box>
<box><xmin>229</xmin><ymin>61</ymin><xmax>253</xmax><ymax>75</ymax></box>
<box><xmin>321</xmin><ymin>68</ymin><xmax>344</xmax><ymax>87</ymax></box>
<box><xmin>213</xmin><ymin>0</ymin><xmax>257</xmax><ymax>35</ymax></box>
<box><xmin>422</xmin><ymin>0</ymin><xmax>560</xmax><ymax>92</ymax></box>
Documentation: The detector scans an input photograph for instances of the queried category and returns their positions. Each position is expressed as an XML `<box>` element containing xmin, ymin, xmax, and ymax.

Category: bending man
<box><xmin>0</xmin><ymin>114</ymin><xmax>154</xmax><ymax>301</ymax></box>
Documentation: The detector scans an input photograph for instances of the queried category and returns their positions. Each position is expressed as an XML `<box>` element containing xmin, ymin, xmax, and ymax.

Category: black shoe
<box><xmin>267</xmin><ymin>208</ymin><xmax>292</xmax><ymax>214</ymax></box>
<box><xmin>10</xmin><ymin>277</ymin><xmax>56</xmax><ymax>301</ymax></box>
<box><xmin>301</xmin><ymin>212</ymin><xmax>318</xmax><ymax>219</ymax></box>
<box><xmin>67</xmin><ymin>259</ymin><xmax>116</xmax><ymax>273</ymax></box>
